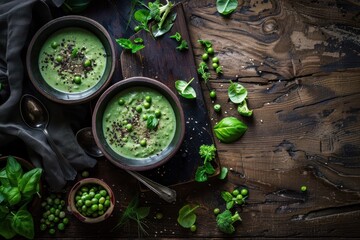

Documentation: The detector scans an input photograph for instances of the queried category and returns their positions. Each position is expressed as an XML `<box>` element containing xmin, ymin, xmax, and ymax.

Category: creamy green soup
<box><xmin>38</xmin><ymin>27</ymin><xmax>106</xmax><ymax>93</ymax></box>
<box><xmin>102</xmin><ymin>87</ymin><xmax>176</xmax><ymax>159</ymax></box>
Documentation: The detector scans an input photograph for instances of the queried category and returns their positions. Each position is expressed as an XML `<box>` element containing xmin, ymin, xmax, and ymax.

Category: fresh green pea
<box><xmin>49</xmin><ymin>228</ymin><xmax>56</xmax><ymax>235</ymax></box>
<box><xmin>214</xmin><ymin>104</ymin><xmax>221</xmax><ymax>112</ymax></box>
<box><xmin>190</xmin><ymin>224</ymin><xmax>197</xmax><ymax>232</ymax></box>
<box><xmin>98</xmin><ymin>204</ymin><xmax>104</xmax><ymax>210</ymax></box>
<box><xmin>209</xmin><ymin>90</ymin><xmax>216</xmax><ymax>99</ymax></box>
<box><xmin>212</xmin><ymin>62</ymin><xmax>219</xmax><ymax>69</ymax></box>
<box><xmin>212</xmin><ymin>57</ymin><xmax>219</xmax><ymax>63</ymax></box>
<box><xmin>63</xmin><ymin>218</ymin><xmax>69</xmax><ymax>225</ymax></box>
<box><xmin>54</xmin><ymin>217</ymin><xmax>59</xmax><ymax>223</ymax></box>
<box><xmin>81</xmin><ymin>187</ymin><xmax>88</xmax><ymax>192</ymax></box>
<box><xmin>202</xmin><ymin>53</ymin><xmax>209</xmax><ymax>61</ymax></box>
<box><xmin>140</xmin><ymin>139</ymin><xmax>147</xmax><ymax>147</ymax></box>
<box><xmin>236</xmin><ymin>194</ymin><xmax>243</xmax><ymax>200</ymax></box>
<box><xmin>55</xmin><ymin>209</ymin><xmax>60</xmax><ymax>216</ymax></box>
<box><xmin>301</xmin><ymin>185</ymin><xmax>307</xmax><ymax>192</ymax></box>
<box><xmin>143</xmin><ymin>101</ymin><xmax>150</xmax><ymax>109</ymax></box>
<box><xmin>40</xmin><ymin>223</ymin><xmax>47</xmax><ymax>231</ymax></box>
<box><xmin>83</xmin><ymin>59</ymin><xmax>92</xmax><ymax>67</ymax></box>
<box><xmin>81</xmin><ymin>171</ymin><xmax>89</xmax><ymax>178</ymax></box>
<box><xmin>145</xmin><ymin>95</ymin><xmax>152</xmax><ymax>103</ymax></box>
<box><xmin>74</xmin><ymin>76</ymin><xmax>81</xmax><ymax>84</ymax></box>
<box><xmin>241</xmin><ymin>188</ymin><xmax>248</xmax><ymax>196</ymax></box>
<box><xmin>85</xmin><ymin>200</ymin><xmax>92</xmax><ymax>207</ymax></box>
<box><xmin>98</xmin><ymin>210</ymin><xmax>104</xmax><ymax>215</ymax></box>
<box><xmin>104</xmin><ymin>200</ymin><xmax>110</xmax><ymax>207</ymax></box>
<box><xmin>59</xmin><ymin>211</ymin><xmax>66</xmax><ymax>219</ymax></box>
<box><xmin>91</xmin><ymin>198</ymin><xmax>98</xmax><ymax>204</ymax></box>
<box><xmin>155</xmin><ymin>110</ymin><xmax>161</xmax><ymax>118</ymax></box>
<box><xmin>77</xmin><ymin>200</ymin><xmax>83</xmax><ymax>207</ymax></box>
<box><xmin>207</xmin><ymin>47</ymin><xmax>214</xmax><ymax>55</ymax></box>
<box><xmin>99</xmin><ymin>197</ymin><xmax>106</xmax><ymax>204</ymax></box>
<box><xmin>81</xmin><ymin>205</ymin><xmax>87</xmax><ymax>212</ymax></box>
<box><xmin>136</xmin><ymin>105</ymin><xmax>142</xmax><ymax>113</ymax></box>
<box><xmin>118</xmin><ymin>99</ymin><xmax>125</xmax><ymax>105</ymax></box>
<box><xmin>214</xmin><ymin>208</ymin><xmax>220</xmax><ymax>215</ymax></box>
<box><xmin>232</xmin><ymin>189</ymin><xmax>240</xmax><ymax>196</ymax></box>
<box><xmin>134</xmin><ymin>26</ymin><xmax>141</xmax><ymax>32</ymax></box>
<box><xmin>155</xmin><ymin>212</ymin><xmax>163</xmax><ymax>219</ymax></box>
<box><xmin>142</xmin><ymin>114</ymin><xmax>148</xmax><ymax>120</ymax></box>
<box><xmin>91</xmin><ymin>204</ymin><xmax>98</xmax><ymax>211</ymax></box>
<box><xmin>100</xmin><ymin>190</ymin><xmax>107</xmax><ymax>197</ymax></box>
<box><xmin>58</xmin><ymin>223</ymin><xmax>65</xmax><ymax>231</ymax></box>
<box><xmin>89</xmin><ymin>191</ymin><xmax>95</xmax><ymax>197</ymax></box>
<box><xmin>95</xmin><ymin>194</ymin><xmax>101</xmax><ymax>199</ymax></box>
<box><xmin>48</xmin><ymin>214</ymin><xmax>55</xmax><ymax>222</ymax></box>
<box><xmin>51</xmin><ymin>42</ymin><xmax>58</xmax><ymax>49</ymax></box>
<box><xmin>55</xmin><ymin>55</ymin><xmax>63</xmax><ymax>63</ymax></box>
<box><xmin>126</xmin><ymin>123</ymin><xmax>133</xmax><ymax>131</ymax></box>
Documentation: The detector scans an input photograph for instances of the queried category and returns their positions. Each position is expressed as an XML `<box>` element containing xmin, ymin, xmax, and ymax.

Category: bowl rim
<box><xmin>26</xmin><ymin>15</ymin><xmax>116</xmax><ymax>104</ymax></box>
<box><xmin>92</xmin><ymin>76</ymin><xmax>185</xmax><ymax>171</ymax></box>
<box><xmin>68</xmin><ymin>178</ymin><xmax>115</xmax><ymax>224</ymax></box>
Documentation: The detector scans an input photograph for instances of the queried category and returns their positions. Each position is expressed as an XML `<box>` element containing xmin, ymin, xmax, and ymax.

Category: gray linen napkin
<box><xmin>0</xmin><ymin>0</ymin><xmax>97</xmax><ymax>191</ymax></box>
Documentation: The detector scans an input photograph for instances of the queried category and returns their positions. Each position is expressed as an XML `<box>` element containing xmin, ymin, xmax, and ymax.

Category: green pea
<box><xmin>241</xmin><ymin>188</ymin><xmax>248</xmax><ymax>196</ymax></box>
<box><xmin>232</xmin><ymin>189</ymin><xmax>240</xmax><ymax>196</ymax></box>
<box><xmin>40</xmin><ymin>223</ymin><xmax>47</xmax><ymax>231</ymax></box>
<box><xmin>155</xmin><ymin>110</ymin><xmax>161</xmax><ymax>118</ymax></box>
<box><xmin>143</xmin><ymin>101</ymin><xmax>150</xmax><ymax>109</ymax></box>
<box><xmin>213</xmin><ymin>208</ymin><xmax>220</xmax><ymax>215</ymax></box>
<box><xmin>301</xmin><ymin>185</ymin><xmax>307</xmax><ymax>192</ymax></box>
<box><xmin>136</xmin><ymin>105</ymin><xmax>142</xmax><ymax>113</ymax></box>
<box><xmin>54</xmin><ymin>198</ymin><xmax>60</xmax><ymax>205</ymax></box>
<box><xmin>89</xmin><ymin>191</ymin><xmax>95</xmax><ymax>197</ymax></box>
<box><xmin>51</xmin><ymin>41</ymin><xmax>58</xmax><ymax>49</ymax></box>
<box><xmin>48</xmin><ymin>214</ymin><xmax>55</xmax><ymax>222</ymax></box>
<box><xmin>155</xmin><ymin>212</ymin><xmax>163</xmax><ymax>219</ymax></box>
<box><xmin>74</xmin><ymin>76</ymin><xmax>81</xmax><ymax>84</ymax></box>
<box><xmin>54</xmin><ymin>217</ymin><xmax>59</xmax><ymax>223</ymax></box>
<box><xmin>82</xmin><ymin>205</ymin><xmax>87</xmax><ymax>212</ymax></box>
<box><xmin>59</xmin><ymin>211</ymin><xmax>66</xmax><ymax>219</ymax></box>
<box><xmin>190</xmin><ymin>224</ymin><xmax>197</xmax><ymax>232</ymax></box>
<box><xmin>91</xmin><ymin>198</ymin><xmax>98</xmax><ymax>204</ymax></box>
<box><xmin>126</xmin><ymin>123</ymin><xmax>133</xmax><ymax>131</ymax></box>
<box><xmin>142</xmin><ymin>114</ymin><xmax>148</xmax><ymax>120</ymax></box>
<box><xmin>140</xmin><ymin>139</ymin><xmax>147</xmax><ymax>147</ymax></box>
<box><xmin>98</xmin><ymin>210</ymin><xmax>104</xmax><ymax>215</ymax></box>
<box><xmin>212</xmin><ymin>62</ymin><xmax>219</xmax><ymax>69</ymax></box>
<box><xmin>207</xmin><ymin>47</ymin><xmax>214</xmax><ymax>55</ymax></box>
<box><xmin>100</xmin><ymin>190</ymin><xmax>107</xmax><ymax>197</ymax></box>
<box><xmin>49</xmin><ymin>228</ymin><xmax>56</xmax><ymax>235</ymax></box>
<box><xmin>145</xmin><ymin>95</ymin><xmax>152</xmax><ymax>103</ymax></box>
<box><xmin>98</xmin><ymin>204</ymin><xmax>104</xmax><ymax>211</ymax></box>
<box><xmin>63</xmin><ymin>218</ymin><xmax>69</xmax><ymax>225</ymax></box>
<box><xmin>85</xmin><ymin>200</ymin><xmax>92</xmax><ymax>207</ymax></box>
<box><xmin>81</xmin><ymin>187</ymin><xmax>88</xmax><ymax>192</ymax></box>
<box><xmin>55</xmin><ymin>209</ymin><xmax>60</xmax><ymax>216</ymax></box>
<box><xmin>118</xmin><ymin>99</ymin><xmax>125</xmax><ymax>105</ymax></box>
<box><xmin>212</xmin><ymin>57</ymin><xmax>219</xmax><ymax>63</ymax></box>
<box><xmin>77</xmin><ymin>200</ymin><xmax>83</xmax><ymax>207</ymax></box>
<box><xmin>104</xmin><ymin>200</ymin><xmax>110</xmax><ymax>207</ymax></box>
<box><xmin>58</xmin><ymin>223</ymin><xmax>65</xmax><ymax>231</ymax></box>
<box><xmin>99</xmin><ymin>197</ymin><xmax>106</xmax><ymax>204</ymax></box>
<box><xmin>95</xmin><ymin>194</ymin><xmax>101</xmax><ymax>199</ymax></box>
<box><xmin>214</xmin><ymin>104</ymin><xmax>221</xmax><ymax>112</ymax></box>
<box><xmin>134</xmin><ymin>26</ymin><xmax>141</xmax><ymax>32</ymax></box>
<box><xmin>81</xmin><ymin>171</ymin><xmax>89</xmax><ymax>178</ymax></box>
<box><xmin>50</xmin><ymin>207</ymin><xmax>55</xmax><ymax>214</ymax></box>
<box><xmin>202</xmin><ymin>53</ymin><xmax>209</xmax><ymax>61</ymax></box>
<box><xmin>91</xmin><ymin>204</ymin><xmax>98</xmax><ymax>211</ymax></box>
<box><xmin>83</xmin><ymin>59</ymin><xmax>92</xmax><ymax>67</ymax></box>
<box><xmin>55</xmin><ymin>55</ymin><xmax>63</xmax><ymax>63</ymax></box>
<box><xmin>236</xmin><ymin>194</ymin><xmax>243</xmax><ymax>200</ymax></box>
<box><xmin>209</xmin><ymin>90</ymin><xmax>216</xmax><ymax>99</ymax></box>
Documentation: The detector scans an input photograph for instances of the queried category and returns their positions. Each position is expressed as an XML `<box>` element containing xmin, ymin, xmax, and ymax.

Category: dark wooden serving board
<box><xmin>120</xmin><ymin>3</ymin><xmax>219</xmax><ymax>187</ymax></box>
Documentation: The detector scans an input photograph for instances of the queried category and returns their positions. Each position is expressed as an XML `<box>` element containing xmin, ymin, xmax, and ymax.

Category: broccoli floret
<box><xmin>199</xmin><ymin>144</ymin><xmax>216</xmax><ymax>163</ymax></box>
<box><xmin>216</xmin><ymin>210</ymin><xmax>241</xmax><ymax>234</ymax></box>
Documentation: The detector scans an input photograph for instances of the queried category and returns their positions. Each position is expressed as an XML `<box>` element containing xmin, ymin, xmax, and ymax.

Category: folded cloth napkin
<box><xmin>0</xmin><ymin>0</ymin><xmax>97</xmax><ymax>191</ymax></box>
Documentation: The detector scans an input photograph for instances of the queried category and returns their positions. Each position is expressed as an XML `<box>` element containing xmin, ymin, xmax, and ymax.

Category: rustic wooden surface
<box><xmin>4</xmin><ymin>0</ymin><xmax>360</xmax><ymax>238</ymax></box>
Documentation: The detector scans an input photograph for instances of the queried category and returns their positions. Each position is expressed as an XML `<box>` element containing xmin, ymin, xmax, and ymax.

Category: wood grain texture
<box><xmin>17</xmin><ymin>0</ymin><xmax>360</xmax><ymax>238</ymax></box>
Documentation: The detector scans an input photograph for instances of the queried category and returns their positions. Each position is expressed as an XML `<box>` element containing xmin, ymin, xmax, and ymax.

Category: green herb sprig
<box><xmin>195</xmin><ymin>144</ymin><xmax>217</xmax><ymax>182</ymax></box>
<box><xmin>116</xmin><ymin>38</ymin><xmax>145</xmax><ymax>54</ymax></box>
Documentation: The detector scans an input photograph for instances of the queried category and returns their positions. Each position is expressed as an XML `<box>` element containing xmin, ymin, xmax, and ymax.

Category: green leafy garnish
<box><xmin>215</xmin><ymin>65</ymin><xmax>223</xmax><ymax>74</ymax></box>
<box><xmin>152</xmin><ymin>11</ymin><xmax>177</xmax><ymax>38</ymax></box>
<box><xmin>112</xmin><ymin>195</ymin><xmax>150</xmax><ymax>236</ymax></box>
<box><xmin>170</xmin><ymin>32</ymin><xmax>182</xmax><ymax>41</ymax></box>
<box><xmin>198</xmin><ymin>39</ymin><xmax>212</xmax><ymax>49</ymax></box>
<box><xmin>197</xmin><ymin>62</ymin><xmax>210</xmax><ymax>83</ymax></box>
<box><xmin>146</xmin><ymin>115</ymin><xmax>159</xmax><ymax>130</ymax></box>
<box><xmin>218</xmin><ymin>167</ymin><xmax>228</xmax><ymax>180</ymax></box>
<box><xmin>195</xmin><ymin>144</ymin><xmax>217</xmax><ymax>182</ymax></box>
<box><xmin>0</xmin><ymin>156</ymin><xmax>42</xmax><ymax>240</ymax></box>
<box><xmin>213</xmin><ymin>117</ymin><xmax>247</xmax><ymax>143</ymax></box>
<box><xmin>133</xmin><ymin>37</ymin><xmax>144</xmax><ymax>44</ymax></box>
<box><xmin>177</xmin><ymin>204</ymin><xmax>199</xmax><ymax>228</ymax></box>
<box><xmin>176</xmin><ymin>40</ymin><xmax>188</xmax><ymax>51</ymax></box>
<box><xmin>175</xmin><ymin>77</ymin><xmax>196</xmax><ymax>99</ymax></box>
<box><xmin>134</xmin><ymin>9</ymin><xmax>151</xmax><ymax>32</ymax></box>
<box><xmin>237</xmin><ymin>100</ymin><xmax>253</xmax><ymax>117</ymax></box>
<box><xmin>216</xmin><ymin>210</ymin><xmax>241</xmax><ymax>234</ymax></box>
<box><xmin>116</xmin><ymin>38</ymin><xmax>145</xmax><ymax>54</ymax></box>
<box><xmin>216</xmin><ymin>0</ymin><xmax>238</xmax><ymax>16</ymax></box>
<box><xmin>71</xmin><ymin>47</ymin><xmax>78</xmax><ymax>58</ymax></box>
<box><xmin>228</xmin><ymin>81</ymin><xmax>248</xmax><ymax>104</ymax></box>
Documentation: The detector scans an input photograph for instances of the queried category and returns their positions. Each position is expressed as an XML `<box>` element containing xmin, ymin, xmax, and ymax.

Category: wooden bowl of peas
<box><xmin>68</xmin><ymin>178</ymin><xmax>115</xmax><ymax>223</ymax></box>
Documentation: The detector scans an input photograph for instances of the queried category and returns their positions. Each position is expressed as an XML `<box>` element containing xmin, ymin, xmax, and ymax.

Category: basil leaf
<box><xmin>177</xmin><ymin>204</ymin><xmax>199</xmax><ymax>228</ymax></box>
<box><xmin>194</xmin><ymin>166</ymin><xmax>208</xmax><ymax>182</ymax></box>
<box><xmin>170</xmin><ymin>32</ymin><xmax>182</xmax><ymax>42</ymax></box>
<box><xmin>0</xmin><ymin>205</ymin><xmax>9</xmax><ymax>219</ymax></box>
<box><xmin>134</xmin><ymin>9</ymin><xmax>150</xmax><ymax>23</ymax></box>
<box><xmin>11</xmin><ymin>209</ymin><xmax>34</xmax><ymax>239</ymax></box>
<box><xmin>203</xmin><ymin>162</ymin><xmax>215</xmax><ymax>175</ymax></box>
<box><xmin>216</xmin><ymin>0</ymin><xmax>238</xmax><ymax>15</ymax></box>
<box><xmin>213</xmin><ymin>117</ymin><xmax>247</xmax><ymax>143</ymax></box>
<box><xmin>238</xmin><ymin>100</ymin><xmax>253</xmax><ymax>117</ymax></box>
<box><xmin>221</xmin><ymin>191</ymin><xmax>233</xmax><ymax>202</ymax></box>
<box><xmin>0</xmin><ymin>169</ymin><xmax>10</xmax><ymax>187</ymax></box>
<box><xmin>4</xmin><ymin>187</ymin><xmax>21</xmax><ymax>206</ymax></box>
<box><xmin>176</xmin><ymin>40</ymin><xmax>188</xmax><ymax>51</ymax></box>
<box><xmin>228</xmin><ymin>81</ymin><xmax>247</xmax><ymax>104</ymax></box>
<box><xmin>18</xmin><ymin>168</ymin><xmax>42</xmax><ymax>198</ymax></box>
<box><xmin>6</xmin><ymin>156</ymin><xmax>23</xmax><ymax>187</ymax></box>
<box><xmin>218</xmin><ymin>167</ymin><xmax>228</xmax><ymax>180</ymax></box>
<box><xmin>0</xmin><ymin>214</ymin><xmax>16</xmax><ymax>239</ymax></box>
<box><xmin>146</xmin><ymin>115</ymin><xmax>159</xmax><ymax>130</ymax></box>
<box><xmin>175</xmin><ymin>78</ymin><xmax>196</xmax><ymax>99</ymax></box>
<box><xmin>152</xmin><ymin>12</ymin><xmax>177</xmax><ymax>38</ymax></box>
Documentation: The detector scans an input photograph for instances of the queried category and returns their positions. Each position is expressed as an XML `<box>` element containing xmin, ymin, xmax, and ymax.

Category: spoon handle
<box><xmin>43</xmin><ymin>128</ymin><xmax>77</xmax><ymax>180</ymax></box>
<box><xmin>125</xmin><ymin>170</ymin><xmax>176</xmax><ymax>203</ymax></box>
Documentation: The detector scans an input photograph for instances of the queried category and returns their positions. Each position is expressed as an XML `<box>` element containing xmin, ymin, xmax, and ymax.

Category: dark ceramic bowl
<box><xmin>26</xmin><ymin>15</ymin><xmax>115</xmax><ymax>104</ymax></box>
<box><xmin>68</xmin><ymin>178</ymin><xmax>115</xmax><ymax>224</ymax></box>
<box><xmin>92</xmin><ymin>77</ymin><xmax>185</xmax><ymax>171</ymax></box>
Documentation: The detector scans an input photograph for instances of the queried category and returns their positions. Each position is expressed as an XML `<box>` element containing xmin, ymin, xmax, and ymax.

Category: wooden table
<box><xmin>13</xmin><ymin>0</ymin><xmax>360</xmax><ymax>238</ymax></box>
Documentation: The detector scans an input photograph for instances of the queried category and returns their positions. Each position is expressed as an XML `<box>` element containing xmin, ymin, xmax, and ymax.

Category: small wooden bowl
<box><xmin>68</xmin><ymin>178</ymin><xmax>115</xmax><ymax>224</ymax></box>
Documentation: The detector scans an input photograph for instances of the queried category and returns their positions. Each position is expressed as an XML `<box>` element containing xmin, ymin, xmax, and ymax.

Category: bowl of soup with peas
<box><xmin>92</xmin><ymin>77</ymin><xmax>185</xmax><ymax>171</ymax></box>
<box><xmin>26</xmin><ymin>16</ymin><xmax>115</xmax><ymax>104</ymax></box>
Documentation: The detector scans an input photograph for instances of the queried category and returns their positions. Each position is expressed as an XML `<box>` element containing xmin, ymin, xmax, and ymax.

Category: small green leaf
<box><xmin>204</xmin><ymin>162</ymin><xmax>215</xmax><ymax>175</ymax></box>
<box><xmin>116</xmin><ymin>38</ymin><xmax>144</xmax><ymax>54</ymax></box>
<box><xmin>170</xmin><ymin>32</ymin><xmax>182</xmax><ymax>42</ymax></box>
<box><xmin>194</xmin><ymin>166</ymin><xmax>208</xmax><ymax>182</ymax></box>
<box><xmin>221</xmin><ymin>191</ymin><xmax>233</xmax><ymax>202</ymax></box>
<box><xmin>176</xmin><ymin>40</ymin><xmax>188</xmax><ymax>51</ymax></box>
<box><xmin>177</xmin><ymin>204</ymin><xmax>199</xmax><ymax>228</ymax></box>
<box><xmin>11</xmin><ymin>209</ymin><xmax>34</xmax><ymax>239</ymax></box>
<box><xmin>152</xmin><ymin>12</ymin><xmax>177</xmax><ymax>38</ymax></box>
<box><xmin>6</xmin><ymin>156</ymin><xmax>23</xmax><ymax>187</ymax></box>
<box><xmin>198</xmin><ymin>39</ymin><xmax>212</xmax><ymax>49</ymax></box>
<box><xmin>228</xmin><ymin>81</ymin><xmax>247</xmax><ymax>104</ymax></box>
<box><xmin>237</xmin><ymin>100</ymin><xmax>253</xmax><ymax>117</ymax></box>
<box><xmin>0</xmin><ymin>214</ymin><xmax>16</xmax><ymax>239</ymax></box>
<box><xmin>175</xmin><ymin>78</ymin><xmax>196</xmax><ymax>99</ymax></box>
<box><xmin>134</xmin><ymin>9</ymin><xmax>150</xmax><ymax>23</ymax></box>
<box><xmin>218</xmin><ymin>167</ymin><xmax>228</xmax><ymax>180</ymax></box>
<box><xmin>197</xmin><ymin>62</ymin><xmax>210</xmax><ymax>83</ymax></box>
<box><xmin>216</xmin><ymin>0</ymin><xmax>238</xmax><ymax>15</ymax></box>
<box><xmin>0</xmin><ymin>169</ymin><xmax>10</xmax><ymax>187</ymax></box>
<box><xmin>3</xmin><ymin>187</ymin><xmax>21</xmax><ymax>206</ymax></box>
<box><xmin>146</xmin><ymin>115</ymin><xmax>159</xmax><ymax>130</ymax></box>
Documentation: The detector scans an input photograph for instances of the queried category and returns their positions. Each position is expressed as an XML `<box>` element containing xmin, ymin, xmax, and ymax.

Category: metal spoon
<box><xmin>20</xmin><ymin>94</ymin><xmax>77</xmax><ymax>180</ymax></box>
<box><xmin>76</xmin><ymin>127</ymin><xmax>176</xmax><ymax>203</ymax></box>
